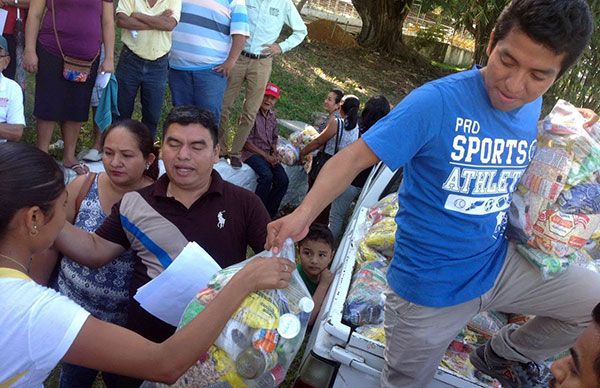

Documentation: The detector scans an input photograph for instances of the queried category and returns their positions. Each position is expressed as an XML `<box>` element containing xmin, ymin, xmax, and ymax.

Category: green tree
<box><xmin>545</xmin><ymin>0</ymin><xmax>600</xmax><ymax>113</ymax></box>
<box><xmin>420</xmin><ymin>0</ymin><xmax>509</xmax><ymax>65</ymax></box>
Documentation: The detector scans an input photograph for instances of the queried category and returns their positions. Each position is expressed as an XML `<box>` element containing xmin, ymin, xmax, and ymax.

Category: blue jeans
<box><xmin>168</xmin><ymin>68</ymin><xmax>228</xmax><ymax>126</ymax></box>
<box><xmin>115</xmin><ymin>46</ymin><xmax>168</xmax><ymax>139</ymax></box>
<box><xmin>245</xmin><ymin>154</ymin><xmax>289</xmax><ymax>218</ymax></box>
<box><xmin>59</xmin><ymin>362</ymin><xmax>117</xmax><ymax>388</ymax></box>
<box><xmin>329</xmin><ymin>185</ymin><xmax>361</xmax><ymax>241</ymax></box>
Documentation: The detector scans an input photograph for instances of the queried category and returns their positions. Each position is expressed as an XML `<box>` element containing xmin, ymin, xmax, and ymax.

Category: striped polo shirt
<box><xmin>169</xmin><ymin>0</ymin><xmax>250</xmax><ymax>70</ymax></box>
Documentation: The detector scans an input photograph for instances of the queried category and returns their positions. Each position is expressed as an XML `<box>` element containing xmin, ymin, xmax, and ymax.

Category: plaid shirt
<box><xmin>242</xmin><ymin>108</ymin><xmax>278</xmax><ymax>161</ymax></box>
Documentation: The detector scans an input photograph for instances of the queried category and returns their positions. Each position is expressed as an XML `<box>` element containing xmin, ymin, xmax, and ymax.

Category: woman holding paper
<box><xmin>0</xmin><ymin>142</ymin><xmax>293</xmax><ymax>386</ymax></box>
<box><xmin>30</xmin><ymin>120</ymin><xmax>158</xmax><ymax>387</ymax></box>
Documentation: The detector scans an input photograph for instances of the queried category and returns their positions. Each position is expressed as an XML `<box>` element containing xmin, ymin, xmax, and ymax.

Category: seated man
<box><xmin>549</xmin><ymin>302</ymin><xmax>600</xmax><ymax>387</ymax></box>
<box><xmin>242</xmin><ymin>82</ymin><xmax>289</xmax><ymax>218</ymax></box>
<box><xmin>0</xmin><ymin>36</ymin><xmax>25</xmax><ymax>143</ymax></box>
<box><xmin>54</xmin><ymin>106</ymin><xmax>271</xmax><ymax>387</ymax></box>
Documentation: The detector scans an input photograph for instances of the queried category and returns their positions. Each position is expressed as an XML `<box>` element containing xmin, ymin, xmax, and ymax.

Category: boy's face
<box><xmin>482</xmin><ymin>27</ymin><xmax>564</xmax><ymax>112</ymax></box>
<box><xmin>299</xmin><ymin>239</ymin><xmax>333</xmax><ymax>279</ymax></box>
<box><xmin>0</xmin><ymin>49</ymin><xmax>10</xmax><ymax>73</ymax></box>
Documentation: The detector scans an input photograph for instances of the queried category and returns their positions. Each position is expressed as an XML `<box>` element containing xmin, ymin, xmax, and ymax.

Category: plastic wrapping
<box><xmin>165</xmin><ymin>239</ymin><xmax>312</xmax><ymax>388</ymax></box>
<box><xmin>357</xmin><ymin>240</ymin><xmax>388</xmax><ymax>264</ymax></box>
<box><xmin>363</xmin><ymin>217</ymin><xmax>397</xmax><ymax>258</ymax></box>
<box><xmin>288</xmin><ymin>126</ymin><xmax>319</xmax><ymax>149</ymax></box>
<box><xmin>508</xmin><ymin>100</ymin><xmax>600</xmax><ymax>277</ymax></box>
<box><xmin>343</xmin><ymin>259</ymin><xmax>389</xmax><ymax>326</ymax></box>
<box><xmin>466</xmin><ymin>311</ymin><xmax>508</xmax><ymax>339</ymax></box>
<box><xmin>355</xmin><ymin>324</ymin><xmax>385</xmax><ymax>343</ymax></box>
<box><xmin>275</xmin><ymin>138</ymin><xmax>299</xmax><ymax>166</ymax></box>
<box><xmin>368</xmin><ymin>193</ymin><xmax>399</xmax><ymax>225</ymax></box>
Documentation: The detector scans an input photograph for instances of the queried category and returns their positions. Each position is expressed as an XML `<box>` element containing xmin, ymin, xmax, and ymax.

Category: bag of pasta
<box><xmin>368</xmin><ymin>193</ymin><xmax>399</xmax><ymax>225</ymax></box>
<box><xmin>166</xmin><ymin>239</ymin><xmax>313</xmax><ymax>388</ymax></box>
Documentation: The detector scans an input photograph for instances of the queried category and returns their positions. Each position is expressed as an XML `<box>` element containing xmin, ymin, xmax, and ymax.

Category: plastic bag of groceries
<box><xmin>363</xmin><ymin>217</ymin><xmax>397</xmax><ymax>258</ymax></box>
<box><xmin>288</xmin><ymin>126</ymin><xmax>319</xmax><ymax>149</ymax></box>
<box><xmin>343</xmin><ymin>259</ymin><xmax>389</xmax><ymax>326</ymax></box>
<box><xmin>368</xmin><ymin>193</ymin><xmax>399</xmax><ymax>225</ymax></box>
<box><xmin>165</xmin><ymin>239</ymin><xmax>313</xmax><ymax>388</ymax></box>
<box><xmin>508</xmin><ymin>100</ymin><xmax>600</xmax><ymax>277</ymax></box>
<box><xmin>275</xmin><ymin>138</ymin><xmax>299</xmax><ymax>166</ymax></box>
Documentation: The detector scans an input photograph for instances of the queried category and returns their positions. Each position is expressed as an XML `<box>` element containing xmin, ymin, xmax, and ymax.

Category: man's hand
<box><xmin>261</xmin><ymin>43</ymin><xmax>282</xmax><ymax>57</ymax></box>
<box><xmin>265</xmin><ymin>153</ymin><xmax>279</xmax><ymax>166</ymax></box>
<box><xmin>266</xmin><ymin>209</ymin><xmax>311</xmax><ymax>253</ymax></box>
<box><xmin>578</xmin><ymin>108</ymin><xmax>599</xmax><ymax>129</ymax></box>
<box><xmin>213</xmin><ymin>59</ymin><xmax>236</xmax><ymax>77</ymax></box>
<box><xmin>24</xmin><ymin>50</ymin><xmax>38</xmax><ymax>73</ymax></box>
<box><xmin>161</xmin><ymin>9</ymin><xmax>173</xmax><ymax>18</ymax></box>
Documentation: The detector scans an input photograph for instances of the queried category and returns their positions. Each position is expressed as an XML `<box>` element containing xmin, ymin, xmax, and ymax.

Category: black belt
<box><xmin>241</xmin><ymin>50</ymin><xmax>271</xmax><ymax>59</ymax></box>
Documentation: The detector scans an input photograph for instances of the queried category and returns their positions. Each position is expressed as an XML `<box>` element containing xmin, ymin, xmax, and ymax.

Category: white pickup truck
<box><xmin>292</xmin><ymin>163</ymin><xmax>490</xmax><ymax>388</ymax></box>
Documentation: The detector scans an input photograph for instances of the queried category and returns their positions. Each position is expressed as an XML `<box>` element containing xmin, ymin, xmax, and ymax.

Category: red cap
<box><xmin>265</xmin><ymin>82</ymin><xmax>281</xmax><ymax>99</ymax></box>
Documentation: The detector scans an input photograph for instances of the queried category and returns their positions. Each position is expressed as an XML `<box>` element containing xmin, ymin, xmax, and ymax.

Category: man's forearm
<box><xmin>244</xmin><ymin>141</ymin><xmax>269</xmax><ymax>158</ymax></box>
<box><xmin>0</xmin><ymin>124</ymin><xmax>24</xmax><ymax>142</ymax></box>
<box><xmin>132</xmin><ymin>13</ymin><xmax>176</xmax><ymax>31</ymax></box>
<box><xmin>226</xmin><ymin>34</ymin><xmax>246</xmax><ymax>62</ymax></box>
<box><xmin>116</xmin><ymin>13</ymin><xmax>153</xmax><ymax>30</ymax></box>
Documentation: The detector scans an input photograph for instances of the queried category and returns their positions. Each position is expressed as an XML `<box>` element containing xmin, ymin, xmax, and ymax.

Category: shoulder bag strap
<box><xmin>333</xmin><ymin>118</ymin><xmax>343</xmax><ymax>154</ymax></box>
<box><xmin>75</xmin><ymin>172</ymin><xmax>97</xmax><ymax>215</ymax></box>
<box><xmin>50</xmin><ymin>0</ymin><xmax>65</xmax><ymax>59</ymax></box>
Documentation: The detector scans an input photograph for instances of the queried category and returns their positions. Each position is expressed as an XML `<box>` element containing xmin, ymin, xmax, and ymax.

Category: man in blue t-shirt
<box><xmin>267</xmin><ymin>1</ymin><xmax>599</xmax><ymax>387</ymax></box>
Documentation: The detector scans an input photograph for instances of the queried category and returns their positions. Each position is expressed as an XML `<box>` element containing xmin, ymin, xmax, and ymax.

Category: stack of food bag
<box><xmin>508</xmin><ymin>100</ymin><xmax>600</xmax><ymax>279</ymax></box>
<box><xmin>343</xmin><ymin>194</ymin><xmax>398</xmax><ymax>326</ymax></box>
<box><xmin>165</xmin><ymin>240</ymin><xmax>313</xmax><ymax>388</ymax></box>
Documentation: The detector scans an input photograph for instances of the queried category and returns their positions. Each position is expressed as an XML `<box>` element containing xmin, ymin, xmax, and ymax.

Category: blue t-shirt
<box><xmin>362</xmin><ymin>68</ymin><xmax>540</xmax><ymax>307</ymax></box>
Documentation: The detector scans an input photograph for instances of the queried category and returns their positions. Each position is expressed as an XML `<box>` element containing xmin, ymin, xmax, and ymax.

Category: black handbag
<box><xmin>308</xmin><ymin>118</ymin><xmax>343</xmax><ymax>183</ymax></box>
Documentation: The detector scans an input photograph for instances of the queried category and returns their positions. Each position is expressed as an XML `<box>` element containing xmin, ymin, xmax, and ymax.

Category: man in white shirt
<box><xmin>0</xmin><ymin>36</ymin><xmax>25</xmax><ymax>143</ymax></box>
<box><xmin>219</xmin><ymin>0</ymin><xmax>307</xmax><ymax>168</ymax></box>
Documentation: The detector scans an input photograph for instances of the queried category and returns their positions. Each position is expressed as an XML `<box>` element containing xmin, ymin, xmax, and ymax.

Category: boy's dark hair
<box><xmin>593</xmin><ymin>303</ymin><xmax>600</xmax><ymax>382</ymax></box>
<box><xmin>360</xmin><ymin>95</ymin><xmax>391</xmax><ymax>134</ymax></box>
<box><xmin>162</xmin><ymin>106</ymin><xmax>219</xmax><ymax>146</ymax></box>
<box><xmin>299</xmin><ymin>224</ymin><xmax>335</xmax><ymax>251</ymax></box>
<box><xmin>0</xmin><ymin>143</ymin><xmax>64</xmax><ymax>240</ymax></box>
<box><xmin>491</xmin><ymin>0</ymin><xmax>593</xmax><ymax>78</ymax></box>
<box><xmin>331</xmin><ymin>88</ymin><xmax>344</xmax><ymax>104</ymax></box>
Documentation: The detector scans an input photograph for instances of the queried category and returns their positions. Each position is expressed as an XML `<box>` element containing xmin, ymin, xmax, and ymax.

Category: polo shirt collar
<box><xmin>153</xmin><ymin>170</ymin><xmax>225</xmax><ymax>198</ymax></box>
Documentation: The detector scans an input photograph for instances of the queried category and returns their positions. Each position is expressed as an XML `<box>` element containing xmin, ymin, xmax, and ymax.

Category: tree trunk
<box><xmin>352</xmin><ymin>0</ymin><xmax>413</xmax><ymax>54</ymax></box>
<box><xmin>296</xmin><ymin>0</ymin><xmax>310</xmax><ymax>12</ymax></box>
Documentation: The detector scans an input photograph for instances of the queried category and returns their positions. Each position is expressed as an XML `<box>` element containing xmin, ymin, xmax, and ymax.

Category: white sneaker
<box><xmin>82</xmin><ymin>148</ymin><xmax>102</xmax><ymax>162</ymax></box>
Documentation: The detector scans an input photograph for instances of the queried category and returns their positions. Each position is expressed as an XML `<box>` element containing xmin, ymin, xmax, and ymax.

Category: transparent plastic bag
<box><xmin>516</xmin><ymin>243</ymin><xmax>593</xmax><ymax>279</ymax></box>
<box><xmin>368</xmin><ymin>193</ymin><xmax>399</xmax><ymax>225</ymax></box>
<box><xmin>343</xmin><ymin>259</ymin><xmax>389</xmax><ymax>326</ymax></box>
<box><xmin>355</xmin><ymin>323</ymin><xmax>385</xmax><ymax>343</ymax></box>
<box><xmin>275</xmin><ymin>138</ymin><xmax>299</xmax><ymax>166</ymax></box>
<box><xmin>288</xmin><ymin>126</ymin><xmax>319</xmax><ymax>149</ymax></box>
<box><xmin>466</xmin><ymin>311</ymin><xmax>508</xmax><ymax>339</ymax></box>
<box><xmin>165</xmin><ymin>239</ymin><xmax>313</xmax><ymax>388</ymax></box>
<box><xmin>363</xmin><ymin>217</ymin><xmax>397</xmax><ymax>258</ymax></box>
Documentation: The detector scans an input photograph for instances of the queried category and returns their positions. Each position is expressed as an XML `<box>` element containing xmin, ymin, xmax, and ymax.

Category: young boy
<box><xmin>297</xmin><ymin>224</ymin><xmax>335</xmax><ymax>326</ymax></box>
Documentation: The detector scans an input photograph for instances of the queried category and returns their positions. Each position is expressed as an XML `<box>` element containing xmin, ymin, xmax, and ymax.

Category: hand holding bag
<box><xmin>307</xmin><ymin>117</ymin><xmax>343</xmax><ymax>183</ymax></box>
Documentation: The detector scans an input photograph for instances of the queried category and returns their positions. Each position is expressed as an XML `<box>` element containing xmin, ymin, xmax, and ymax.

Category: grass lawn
<box><xmin>39</xmin><ymin>35</ymin><xmax>448</xmax><ymax>387</ymax></box>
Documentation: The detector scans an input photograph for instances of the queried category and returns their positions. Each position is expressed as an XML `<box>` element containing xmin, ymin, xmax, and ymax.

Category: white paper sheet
<box><xmin>94</xmin><ymin>72</ymin><xmax>111</xmax><ymax>89</ymax></box>
<box><xmin>0</xmin><ymin>10</ymin><xmax>7</xmax><ymax>35</ymax></box>
<box><xmin>134</xmin><ymin>242</ymin><xmax>222</xmax><ymax>326</ymax></box>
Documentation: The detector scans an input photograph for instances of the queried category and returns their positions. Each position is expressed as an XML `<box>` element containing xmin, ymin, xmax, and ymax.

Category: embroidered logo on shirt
<box><xmin>269</xmin><ymin>7</ymin><xmax>280</xmax><ymax>16</ymax></box>
<box><xmin>0</xmin><ymin>98</ymin><xmax>9</xmax><ymax>108</ymax></box>
<box><xmin>217</xmin><ymin>211</ymin><xmax>226</xmax><ymax>229</ymax></box>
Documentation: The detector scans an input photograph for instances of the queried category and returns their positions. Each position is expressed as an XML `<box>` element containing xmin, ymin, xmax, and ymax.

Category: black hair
<box><xmin>593</xmin><ymin>303</ymin><xmax>600</xmax><ymax>382</ymax></box>
<box><xmin>299</xmin><ymin>223</ymin><xmax>335</xmax><ymax>251</ymax></box>
<box><xmin>162</xmin><ymin>106</ymin><xmax>219</xmax><ymax>147</ymax></box>
<box><xmin>0</xmin><ymin>143</ymin><xmax>65</xmax><ymax>240</ymax></box>
<box><xmin>491</xmin><ymin>0</ymin><xmax>593</xmax><ymax>78</ymax></box>
<box><xmin>102</xmin><ymin>119</ymin><xmax>160</xmax><ymax>180</ymax></box>
<box><xmin>360</xmin><ymin>95</ymin><xmax>391</xmax><ymax>134</ymax></box>
<box><xmin>341</xmin><ymin>95</ymin><xmax>360</xmax><ymax>131</ymax></box>
<box><xmin>330</xmin><ymin>88</ymin><xmax>344</xmax><ymax>104</ymax></box>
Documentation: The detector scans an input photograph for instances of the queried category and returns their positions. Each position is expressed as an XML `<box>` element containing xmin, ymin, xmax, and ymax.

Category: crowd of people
<box><xmin>0</xmin><ymin>0</ymin><xmax>600</xmax><ymax>387</ymax></box>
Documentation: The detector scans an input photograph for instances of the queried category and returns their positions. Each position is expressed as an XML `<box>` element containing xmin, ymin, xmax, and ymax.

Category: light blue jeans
<box><xmin>329</xmin><ymin>185</ymin><xmax>361</xmax><ymax>241</ymax></box>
